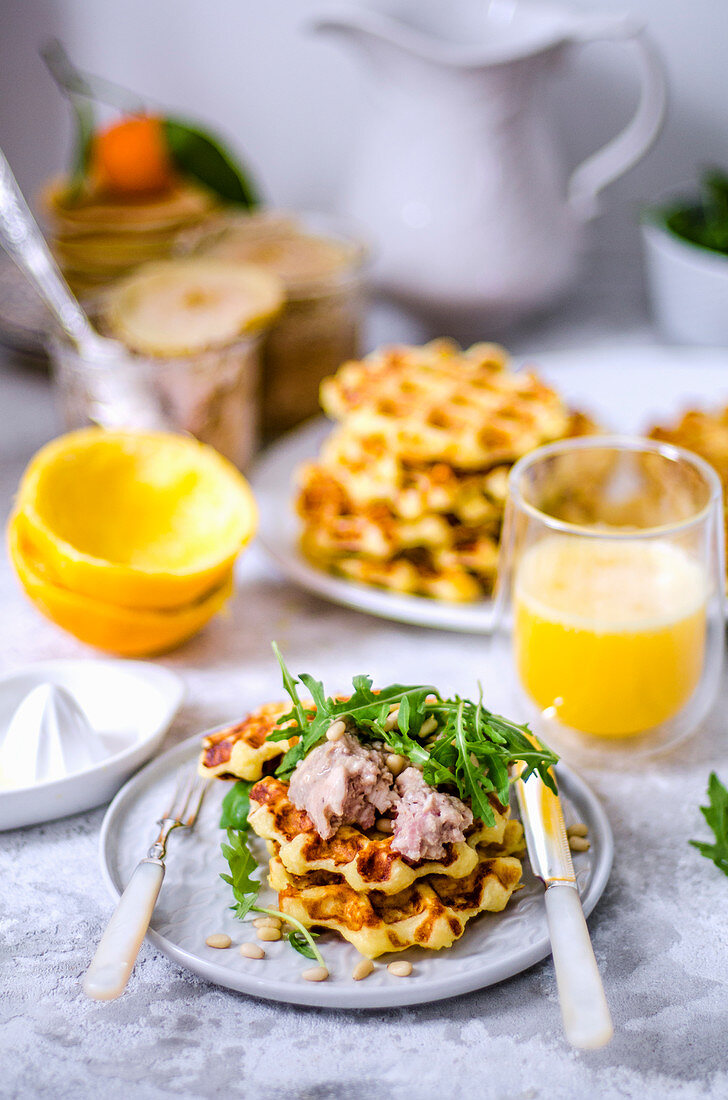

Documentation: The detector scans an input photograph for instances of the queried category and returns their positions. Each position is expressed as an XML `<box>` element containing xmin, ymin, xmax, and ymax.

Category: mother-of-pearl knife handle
<box><xmin>544</xmin><ymin>883</ymin><xmax>613</xmax><ymax>1049</ymax></box>
<box><xmin>82</xmin><ymin>859</ymin><xmax>165</xmax><ymax>1001</ymax></box>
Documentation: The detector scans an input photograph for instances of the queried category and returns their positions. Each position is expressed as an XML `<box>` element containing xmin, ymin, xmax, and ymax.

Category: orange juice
<box><xmin>514</xmin><ymin>536</ymin><xmax>707</xmax><ymax>737</ymax></box>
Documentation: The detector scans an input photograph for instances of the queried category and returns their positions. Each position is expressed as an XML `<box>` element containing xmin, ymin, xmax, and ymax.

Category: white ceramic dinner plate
<box><xmin>100</xmin><ymin>733</ymin><xmax>613</xmax><ymax>1009</ymax></box>
<box><xmin>253</xmin><ymin>344</ymin><xmax>728</xmax><ymax>633</ymax></box>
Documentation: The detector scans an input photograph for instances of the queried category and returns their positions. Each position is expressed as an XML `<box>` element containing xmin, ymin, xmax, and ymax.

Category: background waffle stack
<box><xmin>649</xmin><ymin>404</ymin><xmax>728</xmax><ymax>578</ymax></box>
<box><xmin>297</xmin><ymin>339</ymin><xmax>595</xmax><ymax>601</ymax></box>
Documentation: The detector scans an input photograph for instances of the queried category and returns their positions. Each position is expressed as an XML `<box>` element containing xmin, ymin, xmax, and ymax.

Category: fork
<box><xmin>83</xmin><ymin>770</ymin><xmax>208</xmax><ymax>1001</ymax></box>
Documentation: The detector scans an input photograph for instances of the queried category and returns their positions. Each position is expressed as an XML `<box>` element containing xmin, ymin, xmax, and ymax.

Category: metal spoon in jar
<box><xmin>0</xmin><ymin>146</ymin><xmax>164</xmax><ymax>428</ymax></box>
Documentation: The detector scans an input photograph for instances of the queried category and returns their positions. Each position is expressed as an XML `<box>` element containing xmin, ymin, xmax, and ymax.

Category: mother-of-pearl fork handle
<box><xmin>83</xmin><ymin>859</ymin><xmax>165</xmax><ymax>1001</ymax></box>
<box><xmin>545</xmin><ymin>884</ymin><xmax>613</xmax><ymax>1050</ymax></box>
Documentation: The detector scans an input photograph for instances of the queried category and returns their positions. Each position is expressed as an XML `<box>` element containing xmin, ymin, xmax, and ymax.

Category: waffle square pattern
<box><xmin>297</xmin><ymin>339</ymin><xmax>594</xmax><ymax>602</ymax></box>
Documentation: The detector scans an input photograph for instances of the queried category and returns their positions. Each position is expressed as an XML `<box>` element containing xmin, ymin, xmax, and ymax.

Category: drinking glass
<box><xmin>493</xmin><ymin>436</ymin><xmax>725</xmax><ymax>757</ymax></box>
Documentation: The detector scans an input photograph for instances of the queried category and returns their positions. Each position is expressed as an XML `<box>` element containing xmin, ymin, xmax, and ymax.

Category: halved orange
<box><xmin>8</xmin><ymin>516</ymin><xmax>233</xmax><ymax>656</ymax></box>
<box><xmin>15</xmin><ymin>428</ymin><xmax>256</xmax><ymax>610</ymax></box>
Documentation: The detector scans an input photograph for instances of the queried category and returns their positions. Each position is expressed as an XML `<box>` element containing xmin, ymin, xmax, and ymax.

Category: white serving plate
<box><xmin>0</xmin><ymin>660</ymin><xmax>183</xmax><ymax>830</ymax></box>
<box><xmin>252</xmin><ymin>344</ymin><xmax>728</xmax><ymax>633</ymax></box>
<box><xmin>100</xmin><ymin>733</ymin><xmax>612</xmax><ymax>1009</ymax></box>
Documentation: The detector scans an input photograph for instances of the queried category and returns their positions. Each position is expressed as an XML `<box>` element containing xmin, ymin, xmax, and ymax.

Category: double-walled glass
<box><xmin>493</xmin><ymin>436</ymin><xmax>725</xmax><ymax>757</ymax></box>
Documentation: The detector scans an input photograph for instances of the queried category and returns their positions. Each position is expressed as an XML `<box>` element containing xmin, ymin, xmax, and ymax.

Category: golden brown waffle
<box><xmin>268</xmin><ymin>820</ymin><xmax>524</xmax><ymax>958</ymax></box>
<box><xmin>650</xmin><ymin>406</ymin><xmax>728</xmax><ymax>485</ymax></box>
<box><xmin>297</xmin><ymin>334</ymin><xmax>600</xmax><ymax>603</ymax></box>
<box><xmin>299</xmin><ymin>443</ymin><xmax>509</xmax><ymax>526</ymax></box>
<box><xmin>320</xmin><ymin>340</ymin><xmax>571</xmax><ymax>470</ymax></box>
<box><xmin>248</xmin><ymin>776</ymin><xmax>510</xmax><ymax>895</ymax></box>
<box><xmin>198</xmin><ymin>702</ymin><xmax>300</xmax><ymax>781</ymax></box>
<box><xmin>649</xmin><ymin>405</ymin><xmax>728</xmax><ymax>577</ymax></box>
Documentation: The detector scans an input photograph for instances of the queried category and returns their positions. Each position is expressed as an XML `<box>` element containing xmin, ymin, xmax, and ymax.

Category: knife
<box><xmin>514</xmin><ymin>761</ymin><xmax>613</xmax><ymax>1049</ymax></box>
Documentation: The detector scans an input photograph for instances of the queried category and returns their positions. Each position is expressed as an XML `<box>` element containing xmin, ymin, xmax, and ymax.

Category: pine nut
<box><xmin>326</xmin><ymin>720</ymin><xmax>346</xmax><ymax>741</ymax></box>
<box><xmin>386</xmin><ymin>753</ymin><xmax>407</xmax><ymax>777</ymax></box>
<box><xmin>388</xmin><ymin>960</ymin><xmax>413</xmax><ymax>977</ymax></box>
<box><xmin>353</xmin><ymin>959</ymin><xmax>374</xmax><ymax>981</ymax></box>
<box><xmin>375</xmin><ymin>816</ymin><xmax>393</xmax><ymax>833</ymax></box>
<box><xmin>567</xmin><ymin>823</ymin><xmax>589</xmax><ymax>838</ymax></box>
<box><xmin>384</xmin><ymin>708</ymin><xmax>400</xmax><ymax>731</ymax></box>
<box><xmin>253</xmin><ymin>916</ymin><xmax>281</xmax><ymax>929</ymax></box>
<box><xmin>569</xmin><ymin>835</ymin><xmax>590</xmax><ymax>852</ymax></box>
<box><xmin>205</xmin><ymin>933</ymin><xmax>231</xmax><ymax>949</ymax></box>
<box><xmin>302</xmin><ymin>966</ymin><xmax>329</xmax><ymax>982</ymax></box>
<box><xmin>257</xmin><ymin>927</ymin><xmax>282</xmax><ymax>942</ymax></box>
<box><xmin>240</xmin><ymin>942</ymin><xmax>265</xmax><ymax>959</ymax></box>
<box><xmin>420</xmin><ymin>715</ymin><xmax>438</xmax><ymax>737</ymax></box>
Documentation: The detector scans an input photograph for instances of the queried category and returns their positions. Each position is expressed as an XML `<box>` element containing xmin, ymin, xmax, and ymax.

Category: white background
<box><xmin>2</xmin><ymin>0</ymin><xmax>727</xmax><ymax>234</ymax></box>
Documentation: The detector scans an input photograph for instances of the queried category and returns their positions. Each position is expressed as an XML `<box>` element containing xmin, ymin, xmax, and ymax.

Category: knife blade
<box><xmin>514</xmin><ymin>761</ymin><xmax>613</xmax><ymax>1049</ymax></box>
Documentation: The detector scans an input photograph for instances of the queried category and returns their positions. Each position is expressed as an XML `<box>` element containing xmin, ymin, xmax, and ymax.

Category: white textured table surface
<box><xmin>2</xmin><ymin>311</ymin><xmax>728</xmax><ymax>1100</ymax></box>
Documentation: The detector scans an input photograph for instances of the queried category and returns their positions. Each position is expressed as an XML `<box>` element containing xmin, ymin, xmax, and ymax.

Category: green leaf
<box><xmin>163</xmin><ymin>118</ymin><xmax>259</xmax><ymax>207</ymax></box>
<box><xmin>266</xmin><ymin>643</ymin><xmax>558</xmax><ymax>826</ymax></box>
<box><xmin>219</xmin><ymin>779</ymin><xmax>255</xmax><ymax>831</ymax></box>
<box><xmin>286</xmin><ymin>928</ymin><xmax>320</xmax><ymax>960</ymax></box>
<box><xmin>219</xmin><ymin>828</ymin><xmax>260</xmax><ymax>919</ymax></box>
<box><xmin>690</xmin><ymin>772</ymin><xmax>728</xmax><ymax>877</ymax></box>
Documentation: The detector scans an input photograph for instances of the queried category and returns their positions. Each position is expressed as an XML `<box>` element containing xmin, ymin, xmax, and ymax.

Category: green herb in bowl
<box><xmin>650</xmin><ymin>168</ymin><xmax>728</xmax><ymax>257</ymax></box>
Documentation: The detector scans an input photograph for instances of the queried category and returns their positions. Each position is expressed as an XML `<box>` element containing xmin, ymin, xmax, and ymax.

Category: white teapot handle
<box><xmin>566</xmin><ymin>18</ymin><xmax>667</xmax><ymax>221</ymax></box>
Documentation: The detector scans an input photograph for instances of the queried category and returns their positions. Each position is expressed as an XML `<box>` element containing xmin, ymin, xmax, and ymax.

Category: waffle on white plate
<box><xmin>297</xmin><ymin>338</ymin><xmax>597</xmax><ymax>602</ymax></box>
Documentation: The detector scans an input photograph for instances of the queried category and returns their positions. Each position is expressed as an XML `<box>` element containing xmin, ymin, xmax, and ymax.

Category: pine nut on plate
<box><xmin>257</xmin><ymin>927</ymin><xmax>282</xmax><ymax>942</ymax></box>
<box><xmin>302</xmin><ymin>966</ymin><xmax>329</xmax><ymax>982</ymax></box>
<box><xmin>353</xmin><ymin>959</ymin><xmax>374</xmax><ymax>981</ymax></box>
<box><xmin>205</xmin><ymin>933</ymin><xmax>232</xmax><ymax>949</ymax></box>
<box><xmin>567</xmin><ymin>823</ymin><xmax>589</xmax><ymax>838</ymax></box>
<box><xmin>569</xmin><ymin>835</ymin><xmax>591</xmax><ymax>852</ymax></box>
<box><xmin>388</xmin><ymin>960</ymin><xmax>413</xmax><ymax>977</ymax></box>
<box><xmin>240</xmin><ymin>943</ymin><xmax>265</xmax><ymax>959</ymax></box>
<box><xmin>253</xmin><ymin>916</ymin><xmax>281</xmax><ymax>929</ymax></box>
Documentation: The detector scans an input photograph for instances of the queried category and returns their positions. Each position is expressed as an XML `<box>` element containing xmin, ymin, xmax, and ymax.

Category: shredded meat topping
<box><xmin>390</xmin><ymin>766</ymin><xmax>473</xmax><ymax>861</ymax></box>
<box><xmin>287</xmin><ymin>732</ymin><xmax>395</xmax><ymax>839</ymax></box>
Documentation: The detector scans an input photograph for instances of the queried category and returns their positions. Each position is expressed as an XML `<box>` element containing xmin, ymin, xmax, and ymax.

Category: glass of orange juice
<box><xmin>494</xmin><ymin>436</ymin><xmax>725</xmax><ymax>756</ymax></box>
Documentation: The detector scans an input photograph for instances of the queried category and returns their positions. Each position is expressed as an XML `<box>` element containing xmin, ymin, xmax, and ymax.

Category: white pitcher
<box><xmin>312</xmin><ymin>1</ymin><xmax>666</xmax><ymax>326</ymax></box>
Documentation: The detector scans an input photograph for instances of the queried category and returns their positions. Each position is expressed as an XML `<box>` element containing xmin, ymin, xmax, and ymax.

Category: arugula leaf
<box><xmin>219</xmin><ymin>825</ymin><xmax>326</xmax><ymax>965</ymax></box>
<box><xmin>268</xmin><ymin>641</ymin><xmax>558</xmax><ymax>822</ymax></box>
<box><xmin>286</xmin><ymin>928</ymin><xmax>321</xmax><ymax>960</ymax></box>
<box><xmin>163</xmin><ymin>118</ymin><xmax>259</xmax><ymax>208</ymax></box>
<box><xmin>219</xmin><ymin>779</ymin><xmax>255</xmax><ymax>831</ymax></box>
<box><xmin>219</xmin><ymin>829</ymin><xmax>260</xmax><ymax>919</ymax></box>
<box><xmin>690</xmin><ymin>772</ymin><xmax>728</xmax><ymax>877</ymax></box>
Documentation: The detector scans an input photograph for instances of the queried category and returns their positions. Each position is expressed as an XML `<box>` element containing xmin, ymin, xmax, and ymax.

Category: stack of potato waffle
<box><xmin>649</xmin><ymin>404</ymin><xmax>728</xmax><ymax>577</ymax></box>
<box><xmin>296</xmin><ymin>339</ymin><xmax>593</xmax><ymax>601</ymax></box>
<box><xmin>199</xmin><ymin>703</ymin><xmax>525</xmax><ymax>959</ymax></box>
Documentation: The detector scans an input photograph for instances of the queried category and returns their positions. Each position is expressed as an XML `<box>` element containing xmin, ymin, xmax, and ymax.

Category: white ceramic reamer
<box><xmin>0</xmin><ymin>660</ymin><xmax>183</xmax><ymax>830</ymax></box>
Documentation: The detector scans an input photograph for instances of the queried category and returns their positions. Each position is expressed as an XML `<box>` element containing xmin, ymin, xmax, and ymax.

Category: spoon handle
<box><xmin>0</xmin><ymin>146</ymin><xmax>96</xmax><ymax>346</ymax></box>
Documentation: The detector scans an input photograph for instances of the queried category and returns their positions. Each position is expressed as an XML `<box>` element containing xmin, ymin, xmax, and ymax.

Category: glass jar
<box><xmin>49</xmin><ymin>331</ymin><xmax>261</xmax><ymax>470</ymax></box>
<box><xmin>181</xmin><ymin>211</ymin><xmax>368</xmax><ymax>438</ymax></box>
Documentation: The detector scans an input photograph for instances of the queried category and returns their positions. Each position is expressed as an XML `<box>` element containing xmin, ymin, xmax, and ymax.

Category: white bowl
<box><xmin>0</xmin><ymin>660</ymin><xmax>184</xmax><ymax>830</ymax></box>
<box><xmin>642</xmin><ymin>219</ymin><xmax>728</xmax><ymax>345</ymax></box>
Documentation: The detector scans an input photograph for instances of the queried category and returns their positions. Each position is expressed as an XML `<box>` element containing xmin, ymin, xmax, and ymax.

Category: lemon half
<box><xmin>15</xmin><ymin>428</ymin><xmax>257</xmax><ymax>610</ymax></box>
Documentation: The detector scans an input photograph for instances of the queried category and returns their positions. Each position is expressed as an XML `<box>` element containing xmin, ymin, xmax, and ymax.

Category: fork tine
<box><xmin>163</xmin><ymin>769</ymin><xmax>196</xmax><ymax>821</ymax></box>
<box><xmin>182</xmin><ymin>774</ymin><xmax>208</xmax><ymax>827</ymax></box>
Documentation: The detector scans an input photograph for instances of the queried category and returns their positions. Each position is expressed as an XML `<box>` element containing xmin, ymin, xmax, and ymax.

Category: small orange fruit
<box><xmin>92</xmin><ymin>115</ymin><xmax>174</xmax><ymax>197</ymax></box>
